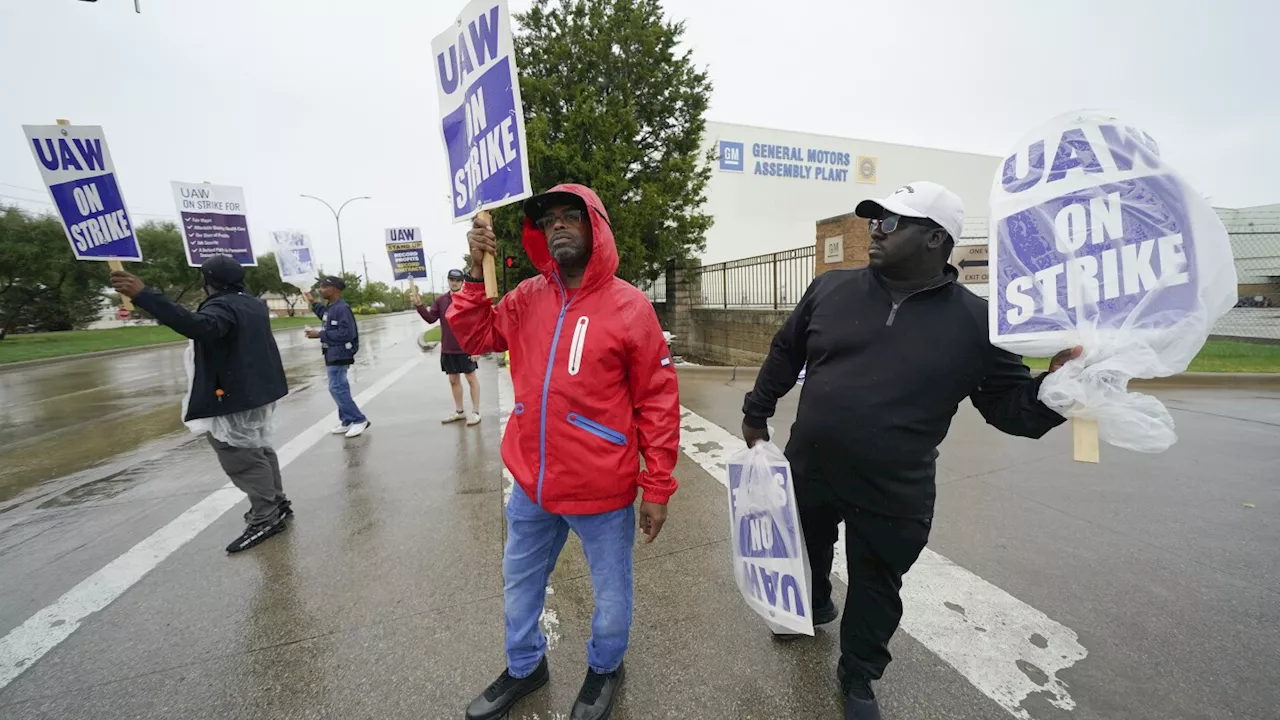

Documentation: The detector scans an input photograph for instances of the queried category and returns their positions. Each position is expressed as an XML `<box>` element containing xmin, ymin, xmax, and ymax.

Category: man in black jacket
<box><xmin>741</xmin><ymin>181</ymin><xmax>1081</xmax><ymax>720</ymax></box>
<box><xmin>111</xmin><ymin>256</ymin><xmax>292</xmax><ymax>554</ymax></box>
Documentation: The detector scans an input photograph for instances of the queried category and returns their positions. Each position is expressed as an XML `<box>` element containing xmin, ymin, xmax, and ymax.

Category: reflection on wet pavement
<box><xmin>0</xmin><ymin>316</ymin><xmax>413</xmax><ymax>510</ymax></box>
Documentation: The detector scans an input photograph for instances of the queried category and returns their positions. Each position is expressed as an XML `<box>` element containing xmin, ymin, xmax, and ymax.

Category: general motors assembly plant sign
<box><xmin>431</xmin><ymin>0</ymin><xmax>531</xmax><ymax>221</ymax></box>
<box><xmin>172</xmin><ymin>182</ymin><xmax>256</xmax><ymax>267</ymax></box>
<box><xmin>23</xmin><ymin>124</ymin><xmax>141</xmax><ymax>262</ymax></box>
<box><xmin>385</xmin><ymin>227</ymin><xmax>428</xmax><ymax>280</ymax></box>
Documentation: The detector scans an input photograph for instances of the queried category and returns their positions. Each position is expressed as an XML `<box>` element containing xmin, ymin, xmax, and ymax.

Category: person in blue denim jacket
<box><xmin>304</xmin><ymin>276</ymin><xmax>370</xmax><ymax>438</ymax></box>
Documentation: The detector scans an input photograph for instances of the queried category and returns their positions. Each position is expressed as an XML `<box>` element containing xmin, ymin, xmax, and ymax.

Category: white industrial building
<box><xmin>697</xmin><ymin>121</ymin><xmax>1001</xmax><ymax>264</ymax></box>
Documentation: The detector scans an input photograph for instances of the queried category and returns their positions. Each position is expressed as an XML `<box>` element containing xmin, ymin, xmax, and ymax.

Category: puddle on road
<box><xmin>0</xmin><ymin>401</ymin><xmax>184</xmax><ymax>509</ymax></box>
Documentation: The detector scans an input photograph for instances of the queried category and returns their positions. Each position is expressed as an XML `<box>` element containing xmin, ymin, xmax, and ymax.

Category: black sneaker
<box><xmin>570</xmin><ymin>663</ymin><xmax>624</xmax><ymax>720</ymax></box>
<box><xmin>841</xmin><ymin>671</ymin><xmax>881</xmax><ymax>720</ymax></box>
<box><xmin>465</xmin><ymin>657</ymin><xmax>549</xmax><ymax>720</ymax></box>
<box><xmin>279</xmin><ymin>499</ymin><xmax>293</xmax><ymax>519</ymax></box>
<box><xmin>814</xmin><ymin>598</ymin><xmax>839</xmax><ymax>625</ymax></box>
<box><xmin>225</xmin><ymin>515</ymin><xmax>287</xmax><ymax>554</ymax></box>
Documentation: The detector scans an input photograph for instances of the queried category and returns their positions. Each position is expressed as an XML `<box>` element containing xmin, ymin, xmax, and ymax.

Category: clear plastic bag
<box><xmin>726</xmin><ymin>440</ymin><xmax>814</xmax><ymax>636</ymax></box>
<box><xmin>182</xmin><ymin>341</ymin><xmax>276</xmax><ymax>449</ymax></box>
<box><xmin>989</xmin><ymin>110</ymin><xmax>1238</xmax><ymax>453</ymax></box>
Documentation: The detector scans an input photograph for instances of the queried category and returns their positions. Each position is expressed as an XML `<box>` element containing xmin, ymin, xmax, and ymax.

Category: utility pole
<box><xmin>362</xmin><ymin>254</ymin><xmax>369</xmax><ymax>285</ymax></box>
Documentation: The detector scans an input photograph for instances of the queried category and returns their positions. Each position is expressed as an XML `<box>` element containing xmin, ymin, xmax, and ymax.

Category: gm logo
<box><xmin>718</xmin><ymin>140</ymin><xmax>744</xmax><ymax>172</ymax></box>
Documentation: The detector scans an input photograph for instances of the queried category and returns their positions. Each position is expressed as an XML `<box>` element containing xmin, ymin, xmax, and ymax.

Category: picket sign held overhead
<box><xmin>171</xmin><ymin>182</ymin><xmax>256</xmax><ymax>267</ymax></box>
<box><xmin>430</xmin><ymin>0</ymin><xmax>531</xmax><ymax>298</ymax></box>
<box><xmin>384</xmin><ymin>227</ymin><xmax>428</xmax><ymax>292</ymax></box>
<box><xmin>22</xmin><ymin>119</ymin><xmax>140</xmax><ymax>310</ymax></box>
<box><xmin>988</xmin><ymin>110</ymin><xmax>1238</xmax><ymax>460</ymax></box>
<box><xmin>272</xmin><ymin>230</ymin><xmax>317</xmax><ymax>291</ymax></box>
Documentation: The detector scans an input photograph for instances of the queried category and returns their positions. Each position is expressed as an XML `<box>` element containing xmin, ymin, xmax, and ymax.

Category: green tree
<box><xmin>127</xmin><ymin>221</ymin><xmax>204</xmax><ymax>307</ymax></box>
<box><xmin>486</xmin><ymin>0</ymin><xmax>713</xmax><ymax>289</ymax></box>
<box><xmin>0</xmin><ymin>206</ymin><xmax>108</xmax><ymax>338</ymax></box>
<box><xmin>244</xmin><ymin>252</ymin><xmax>305</xmax><ymax>316</ymax></box>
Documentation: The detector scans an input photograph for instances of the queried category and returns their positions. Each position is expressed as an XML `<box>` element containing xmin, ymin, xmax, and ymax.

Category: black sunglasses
<box><xmin>868</xmin><ymin>214</ymin><xmax>941</xmax><ymax>234</ymax></box>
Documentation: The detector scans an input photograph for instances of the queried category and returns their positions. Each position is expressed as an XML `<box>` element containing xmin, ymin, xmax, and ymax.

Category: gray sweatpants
<box><xmin>206</xmin><ymin>435</ymin><xmax>288</xmax><ymax>525</ymax></box>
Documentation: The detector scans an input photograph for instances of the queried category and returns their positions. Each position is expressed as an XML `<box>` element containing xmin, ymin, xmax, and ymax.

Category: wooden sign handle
<box><xmin>1072</xmin><ymin>417</ymin><xmax>1099</xmax><ymax>463</ymax></box>
<box><xmin>476</xmin><ymin>209</ymin><xmax>500</xmax><ymax>299</ymax></box>
<box><xmin>107</xmin><ymin>259</ymin><xmax>135</xmax><ymax>311</ymax></box>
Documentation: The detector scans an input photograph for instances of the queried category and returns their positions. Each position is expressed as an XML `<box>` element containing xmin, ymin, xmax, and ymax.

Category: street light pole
<box><xmin>300</xmin><ymin>194</ymin><xmax>371</xmax><ymax>277</ymax></box>
<box><xmin>426</xmin><ymin>251</ymin><xmax>447</xmax><ymax>296</ymax></box>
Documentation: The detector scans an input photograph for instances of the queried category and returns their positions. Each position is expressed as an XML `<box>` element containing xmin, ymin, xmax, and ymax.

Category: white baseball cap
<box><xmin>855</xmin><ymin>181</ymin><xmax>964</xmax><ymax>243</ymax></box>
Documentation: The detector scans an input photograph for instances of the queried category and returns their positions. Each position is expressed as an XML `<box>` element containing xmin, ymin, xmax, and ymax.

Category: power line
<box><xmin>0</xmin><ymin>193</ymin><xmax>178</xmax><ymax>219</ymax></box>
<box><xmin>0</xmin><ymin>181</ymin><xmax>48</xmax><ymax>194</ymax></box>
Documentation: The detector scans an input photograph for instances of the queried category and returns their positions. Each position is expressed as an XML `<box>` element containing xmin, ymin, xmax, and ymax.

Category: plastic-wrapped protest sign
<box><xmin>271</xmin><ymin>230</ymin><xmax>317</xmax><ymax>290</ymax></box>
<box><xmin>989</xmin><ymin>110</ymin><xmax>1238</xmax><ymax>454</ymax></box>
<box><xmin>727</xmin><ymin>440</ymin><xmax>813</xmax><ymax>636</ymax></box>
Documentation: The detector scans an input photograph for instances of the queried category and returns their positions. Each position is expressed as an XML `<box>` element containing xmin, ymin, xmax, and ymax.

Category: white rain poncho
<box><xmin>181</xmin><ymin>341</ymin><xmax>276</xmax><ymax>448</ymax></box>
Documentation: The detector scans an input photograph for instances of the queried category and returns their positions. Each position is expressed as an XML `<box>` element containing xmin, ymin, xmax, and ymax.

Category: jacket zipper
<box><xmin>566</xmin><ymin>413</ymin><xmax>627</xmax><ymax>445</ymax></box>
<box><xmin>886</xmin><ymin>304</ymin><xmax>901</xmax><ymax>326</ymax></box>
<box><xmin>537</xmin><ymin>274</ymin><xmax>573</xmax><ymax>506</ymax></box>
<box><xmin>883</xmin><ymin>278</ymin><xmax>953</xmax><ymax>327</ymax></box>
<box><xmin>567</xmin><ymin>316</ymin><xmax>589</xmax><ymax>375</ymax></box>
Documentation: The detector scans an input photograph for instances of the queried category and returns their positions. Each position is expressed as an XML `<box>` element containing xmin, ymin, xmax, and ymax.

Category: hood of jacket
<box><xmin>521</xmin><ymin>183</ymin><xmax>619</xmax><ymax>292</ymax></box>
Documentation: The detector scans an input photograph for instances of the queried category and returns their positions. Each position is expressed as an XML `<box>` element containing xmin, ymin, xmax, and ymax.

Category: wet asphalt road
<box><xmin>0</xmin><ymin>322</ymin><xmax>1277</xmax><ymax>719</ymax></box>
<box><xmin>0</xmin><ymin>317</ymin><xmax>354</xmax><ymax>510</ymax></box>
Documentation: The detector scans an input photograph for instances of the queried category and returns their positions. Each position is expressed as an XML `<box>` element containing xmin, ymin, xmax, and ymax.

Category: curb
<box><xmin>0</xmin><ymin>339</ymin><xmax>193</xmax><ymax>371</ymax></box>
<box><xmin>674</xmin><ymin>365</ymin><xmax>1280</xmax><ymax>389</ymax></box>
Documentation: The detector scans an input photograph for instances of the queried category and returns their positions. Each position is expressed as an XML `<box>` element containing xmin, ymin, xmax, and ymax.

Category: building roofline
<box><xmin>705</xmin><ymin>119</ymin><xmax>1002</xmax><ymax>162</ymax></box>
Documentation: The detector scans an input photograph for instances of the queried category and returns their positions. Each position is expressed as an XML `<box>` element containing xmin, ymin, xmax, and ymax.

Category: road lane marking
<box><xmin>0</xmin><ymin>353</ymin><xmax>424</xmax><ymax>692</ymax></box>
<box><xmin>677</xmin><ymin>406</ymin><xmax>1088</xmax><ymax>720</ymax></box>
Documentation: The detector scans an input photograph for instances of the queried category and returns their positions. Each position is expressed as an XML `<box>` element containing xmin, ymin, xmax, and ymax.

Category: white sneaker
<box><xmin>330</xmin><ymin>424</ymin><xmax>351</xmax><ymax>435</ymax></box>
<box><xmin>466</xmin><ymin>412</ymin><xmax>482</xmax><ymax>427</ymax></box>
<box><xmin>344</xmin><ymin>421</ymin><xmax>370</xmax><ymax>437</ymax></box>
<box><xmin>442</xmin><ymin>411</ymin><xmax>466</xmax><ymax>424</ymax></box>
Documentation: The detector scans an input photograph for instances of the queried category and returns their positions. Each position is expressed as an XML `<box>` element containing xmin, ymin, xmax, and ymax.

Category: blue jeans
<box><xmin>325</xmin><ymin>365</ymin><xmax>367</xmax><ymax>425</ymax></box>
<box><xmin>504</xmin><ymin>484</ymin><xmax>635</xmax><ymax>677</ymax></box>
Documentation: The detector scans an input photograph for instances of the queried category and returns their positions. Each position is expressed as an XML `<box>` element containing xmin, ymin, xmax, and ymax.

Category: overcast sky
<box><xmin>1</xmin><ymin>0</ymin><xmax>1275</xmax><ymax>288</ymax></box>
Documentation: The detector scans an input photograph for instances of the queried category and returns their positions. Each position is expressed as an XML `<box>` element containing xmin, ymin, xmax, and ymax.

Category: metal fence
<box><xmin>643</xmin><ymin>225</ymin><xmax>1280</xmax><ymax>341</ymax></box>
<box><xmin>691</xmin><ymin>245</ymin><xmax>816</xmax><ymax>309</ymax></box>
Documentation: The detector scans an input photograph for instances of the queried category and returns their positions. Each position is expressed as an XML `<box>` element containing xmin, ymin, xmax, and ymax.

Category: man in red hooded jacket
<box><xmin>450</xmin><ymin>185</ymin><xmax>680</xmax><ymax>720</ymax></box>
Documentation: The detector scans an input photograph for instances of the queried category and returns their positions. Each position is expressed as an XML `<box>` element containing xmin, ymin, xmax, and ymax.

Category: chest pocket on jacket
<box><xmin>567</xmin><ymin>316</ymin><xmax>589</xmax><ymax>376</ymax></box>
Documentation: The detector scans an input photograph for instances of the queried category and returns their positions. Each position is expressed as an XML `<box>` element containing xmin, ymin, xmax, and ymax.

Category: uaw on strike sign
<box><xmin>431</xmin><ymin>0</ymin><xmax>532</xmax><ymax>221</ymax></box>
<box><xmin>23</xmin><ymin>125</ymin><xmax>141</xmax><ymax>261</ymax></box>
<box><xmin>989</xmin><ymin>110</ymin><xmax>1237</xmax><ymax>453</ymax></box>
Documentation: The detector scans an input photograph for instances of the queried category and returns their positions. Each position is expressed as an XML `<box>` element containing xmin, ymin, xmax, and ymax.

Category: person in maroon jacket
<box><xmin>413</xmin><ymin>268</ymin><xmax>482</xmax><ymax>426</ymax></box>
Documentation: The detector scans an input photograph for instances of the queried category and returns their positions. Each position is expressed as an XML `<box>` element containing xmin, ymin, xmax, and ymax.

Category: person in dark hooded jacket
<box><xmin>449</xmin><ymin>185</ymin><xmax>680</xmax><ymax>720</ymax></box>
<box><xmin>110</xmin><ymin>256</ymin><xmax>291</xmax><ymax>554</ymax></box>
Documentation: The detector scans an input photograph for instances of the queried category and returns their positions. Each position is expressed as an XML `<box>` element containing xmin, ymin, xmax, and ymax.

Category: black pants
<box><xmin>796</xmin><ymin>474</ymin><xmax>931</xmax><ymax>684</ymax></box>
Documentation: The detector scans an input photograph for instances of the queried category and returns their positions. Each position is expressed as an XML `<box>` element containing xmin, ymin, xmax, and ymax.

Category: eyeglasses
<box><xmin>867</xmin><ymin>214</ymin><xmax>939</xmax><ymax>234</ymax></box>
<box><xmin>536</xmin><ymin>209</ymin><xmax>586</xmax><ymax>231</ymax></box>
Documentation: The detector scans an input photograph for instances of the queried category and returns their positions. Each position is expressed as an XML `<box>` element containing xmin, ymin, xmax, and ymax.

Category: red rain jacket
<box><xmin>447</xmin><ymin>184</ymin><xmax>680</xmax><ymax>514</ymax></box>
